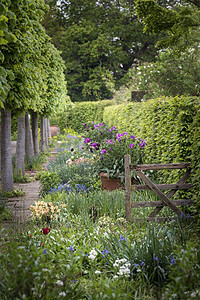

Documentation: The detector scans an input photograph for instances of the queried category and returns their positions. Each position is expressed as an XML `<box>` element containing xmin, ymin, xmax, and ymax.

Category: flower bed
<box><xmin>0</xmin><ymin>127</ymin><xmax>199</xmax><ymax>299</ymax></box>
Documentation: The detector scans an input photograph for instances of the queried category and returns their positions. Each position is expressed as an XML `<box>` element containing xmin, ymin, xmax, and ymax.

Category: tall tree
<box><xmin>135</xmin><ymin>0</ymin><xmax>200</xmax><ymax>50</ymax></box>
<box><xmin>16</xmin><ymin>115</ymin><xmax>25</xmax><ymax>176</ymax></box>
<box><xmin>25</xmin><ymin>112</ymin><xmax>34</xmax><ymax>164</ymax></box>
<box><xmin>0</xmin><ymin>0</ymin><xmax>69</xmax><ymax>191</ymax></box>
<box><xmin>42</xmin><ymin>0</ymin><xmax>160</xmax><ymax>101</ymax></box>
<box><xmin>1</xmin><ymin>109</ymin><xmax>13</xmax><ymax>192</ymax></box>
<box><xmin>30</xmin><ymin>110</ymin><xmax>40</xmax><ymax>155</ymax></box>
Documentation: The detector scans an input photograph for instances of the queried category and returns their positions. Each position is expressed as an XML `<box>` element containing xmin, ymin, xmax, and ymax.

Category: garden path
<box><xmin>1</xmin><ymin>141</ymin><xmax>58</xmax><ymax>232</ymax></box>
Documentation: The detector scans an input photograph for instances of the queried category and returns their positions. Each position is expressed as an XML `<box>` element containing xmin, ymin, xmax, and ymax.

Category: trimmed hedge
<box><xmin>50</xmin><ymin>100</ymin><xmax>115</xmax><ymax>133</ymax></box>
<box><xmin>103</xmin><ymin>96</ymin><xmax>200</xmax><ymax>203</ymax></box>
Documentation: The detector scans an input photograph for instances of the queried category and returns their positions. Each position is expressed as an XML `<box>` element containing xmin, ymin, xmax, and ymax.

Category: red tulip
<box><xmin>43</xmin><ymin>227</ymin><xmax>50</xmax><ymax>235</ymax></box>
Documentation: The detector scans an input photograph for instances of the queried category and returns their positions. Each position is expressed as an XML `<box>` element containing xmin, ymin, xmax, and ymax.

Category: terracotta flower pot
<box><xmin>50</xmin><ymin>125</ymin><xmax>60</xmax><ymax>137</ymax></box>
<box><xmin>100</xmin><ymin>172</ymin><xmax>122</xmax><ymax>191</ymax></box>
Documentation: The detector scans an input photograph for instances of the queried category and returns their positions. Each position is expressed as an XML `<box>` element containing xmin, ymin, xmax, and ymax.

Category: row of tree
<box><xmin>0</xmin><ymin>0</ymin><xmax>69</xmax><ymax>191</ymax></box>
<box><xmin>42</xmin><ymin>0</ymin><xmax>200</xmax><ymax>102</ymax></box>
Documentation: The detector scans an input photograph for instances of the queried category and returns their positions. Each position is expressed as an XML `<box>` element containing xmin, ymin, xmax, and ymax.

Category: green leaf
<box><xmin>0</xmin><ymin>4</ymin><xmax>6</xmax><ymax>15</ymax></box>
<box><xmin>4</xmin><ymin>30</ymin><xmax>16</xmax><ymax>43</ymax></box>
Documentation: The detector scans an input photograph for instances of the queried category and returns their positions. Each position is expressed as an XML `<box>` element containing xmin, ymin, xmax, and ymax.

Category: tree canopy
<box><xmin>42</xmin><ymin>0</ymin><xmax>160</xmax><ymax>102</ymax></box>
<box><xmin>135</xmin><ymin>0</ymin><xmax>200</xmax><ymax>50</ymax></box>
<box><xmin>0</xmin><ymin>0</ymin><xmax>68</xmax><ymax>116</ymax></box>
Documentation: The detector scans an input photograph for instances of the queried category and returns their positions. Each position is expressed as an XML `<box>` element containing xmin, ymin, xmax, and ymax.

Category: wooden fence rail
<box><xmin>124</xmin><ymin>154</ymin><xmax>193</xmax><ymax>222</ymax></box>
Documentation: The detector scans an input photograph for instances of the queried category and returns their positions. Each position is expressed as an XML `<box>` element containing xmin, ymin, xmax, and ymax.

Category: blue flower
<box><xmin>153</xmin><ymin>256</ymin><xmax>159</xmax><ymax>261</ymax></box>
<box><xmin>102</xmin><ymin>248</ymin><xmax>109</xmax><ymax>257</ymax></box>
<box><xmin>120</xmin><ymin>234</ymin><xmax>126</xmax><ymax>241</ymax></box>
<box><xmin>170</xmin><ymin>257</ymin><xmax>176</xmax><ymax>265</ymax></box>
<box><xmin>69</xmin><ymin>245</ymin><xmax>74</xmax><ymax>251</ymax></box>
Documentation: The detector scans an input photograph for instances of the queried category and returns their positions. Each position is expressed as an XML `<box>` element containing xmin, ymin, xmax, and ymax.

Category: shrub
<box><xmin>103</xmin><ymin>96</ymin><xmax>200</xmax><ymax>201</ymax></box>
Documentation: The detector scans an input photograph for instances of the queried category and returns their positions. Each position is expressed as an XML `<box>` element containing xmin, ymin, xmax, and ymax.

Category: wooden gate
<box><xmin>124</xmin><ymin>154</ymin><xmax>193</xmax><ymax>222</ymax></box>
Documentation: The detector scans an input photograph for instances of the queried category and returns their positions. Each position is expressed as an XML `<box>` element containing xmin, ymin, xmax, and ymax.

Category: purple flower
<box><xmin>92</xmin><ymin>121</ymin><xmax>94</xmax><ymax>124</ymax></box>
<box><xmin>109</xmin><ymin>129</ymin><xmax>112</xmax><ymax>132</ymax></box>
<box><xmin>140</xmin><ymin>261</ymin><xmax>145</xmax><ymax>266</ymax></box>
<box><xmin>101</xmin><ymin>148</ymin><xmax>106</xmax><ymax>154</ymax></box>
<box><xmin>91</xmin><ymin>143</ymin><xmax>97</xmax><ymax>148</ymax></box>
<box><xmin>139</xmin><ymin>141</ymin><xmax>147</xmax><ymax>148</ymax></box>
<box><xmin>99</xmin><ymin>123</ymin><xmax>104</xmax><ymax>126</ymax></box>
<box><xmin>112</xmin><ymin>126</ymin><xmax>116</xmax><ymax>130</ymax></box>
<box><xmin>83</xmin><ymin>123</ymin><xmax>86</xmax><ymax>126</ymax></box>
<box><xmin>69</xmin><ymin>245</ymin><xmax>74</xmax><ymax>251</ymax></box>
<box><xmin>106</xmin><ymin>139</ymin><xmax>110</xmax><ymax>143</ymax></box>
<box><xmin>84</xmin><ymin>138</ymin><xmax>91</xmax><ymax>143</ymax></box>
<box><xmin>122</xmin><ymin>132</ymin><xmax>128</xmax><ymax>136</ymax></box>
<box><xmin>109</xmin><ymin>148</ymin><xmax>112</xmax><ymax>151</ymax></box>
<box><xmin>180</xmin><ymin>212</ymin><xmax>184</xmax><ymax>218</ymax></box>
<box><xmin>116</xmin><ymin>133</ymin><xmax>122</xmax><ymax>138</ymax></box>
<box><xmin>130</xmin><ymin>135</ymin><xmax>136</xmax><ymax>139</ymax></box>
<box><xmin>134</xmin><ymin>263</ymin><xmax>139</xmax><ymax>268</ymax></box>
<box><xmin>129</xmin><ymin>143</ymin><xmax>134</xmax><ymax>148</ymax></box>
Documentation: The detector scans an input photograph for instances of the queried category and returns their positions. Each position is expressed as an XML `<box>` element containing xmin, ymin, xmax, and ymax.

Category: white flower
<box><xmin>59</xmin><ymin>292</ymin><xmax>66</xmax><ymax>296</ymax></box>
<box><xmin>56</xmin><ymin>280</ymin><xmax>63</xmax><ymax>286</ymax></box>
<box><xmin>113</xmin><ymin>275</ymin><xmax>118</xmax><ymax>279</ymax></box>
<box><xmin>94</xmin><ymin>270</ymin><xmax>101</xmax><ymax>274</ymax></box>
<box><xmin>117</xmin><ymin>266</ymin><xmax>130</xmax><ymax>277</ymax></box>
<box><xmin>88</xmin><ymin>249</ymin><xmax>97</xmax><ymax>261</ymax></box>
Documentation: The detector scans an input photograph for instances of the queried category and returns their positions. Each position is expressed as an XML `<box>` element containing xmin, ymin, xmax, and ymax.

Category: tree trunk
<box><xmin>25</xmin><ymin>111</ymin><xmax>34</xmax><ymax>163</ymax></box>
<box><xmin>40</xmin><ymin>115</ymin><xmax>45</xmax><ymax>152</ymax></box>
<box><xmin>30</xmin><ymin>110</ymin><xmax>39</xmax><ymax>155</ymax></box>
<box><xmin>47</xmin><ymin>119</ymin><xmax>52</xmax><ymax>145</ymax></box>
<box><xmin>44</xmin><ymin>118</ymin><xmax>48</xmax><ymax>146</ymax></box>
<box><xmin>0</xmin><ymin>125</ymin><xmax>1</xmax><ymax>173</ymax></box>
<box><xmin>16</xmin><ymin>115</ymin><xmax>25</xmax><ymax>176</ymax></box>
<box><xmin>1</xmin><ymin>108</ymin><xmax>14</xmax><ymax>192</ymax></box>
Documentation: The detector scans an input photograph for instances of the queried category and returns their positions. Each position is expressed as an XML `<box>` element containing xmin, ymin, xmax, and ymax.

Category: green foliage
<box><xmin>13</xmin><ymin>171</ymin><xmax>32</xmax><ymax>184</ymax></box>
<box><xmin>43</xmin><ymin>0</ymin><xmax>159</xmax><ymax>101</ymax></box>
<box><xmin>85</xmin><ymin>130</ymin><xmax>146</xmax><ymax>179</ymax></box>
<box><xmin>0</xmin><ymin>231</ymin><xmax>84</xmax><ymax>299</ymax></box>
<box><xmin>39</xmin><ymin>171</ymin><xmax>61</xmax><ymax>196</ymax></box>
<box><xmin>50</xmin><ymin>100</ymin><xmax>115</xmax><ymax>133</ymax></box>
<box><xmin>103</xmin><ymin>96</ymin><xmax>200</xmax><ymax>202</ymax></box>
<box><xmin>0</xmin><ymin>194</ymin><xmax>13</xmax><ymax>223</ymax></box>
<box><xmin>0</xmin><ymin>189</ymin><xmax>25</xmax><ymax>198</ymax></box>
<box><xmin>26</xmin><ymin>151</ymin><xmax>49</xmax><ymax>171</ymax></box>
<box><xmin>129</xmin><ymin>48</ymin><xmax>200</xmax><ymax>98</ymax></box>
<box><xmin>82</xmin><ymin>122</ymin><xmax>118</xmax><ymax>145</ymax></box>
<box><xmin>1</xmin><ymin>0</ymin><xmax>69</xmax><ymax>117</ymax></box>
<box><xmin>162</xmin><ymin>242</ymin><xmax>200</xmax><ymax>299</ymax></box>
<box><xmin>136</xmin><ymin>0</ymin><xmax>200</xmax><ymax>50</ymax></box>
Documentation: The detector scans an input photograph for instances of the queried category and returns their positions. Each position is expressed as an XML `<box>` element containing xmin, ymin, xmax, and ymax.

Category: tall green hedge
<box><xmin>50</xmin><ymin>100</ymin><xmax>115</xmax><ymax>133</ymax></box>
<box><xmin>103</xmin><ymin>96</ymin><xmax>200</xmax><ymax>203</ymax></box>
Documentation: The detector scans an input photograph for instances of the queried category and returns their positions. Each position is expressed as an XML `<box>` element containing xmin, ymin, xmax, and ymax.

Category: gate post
<box><xmin>124</xmin><ymin>154</ymin><xmax>132</xmax><ymax>221</ymax></box>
